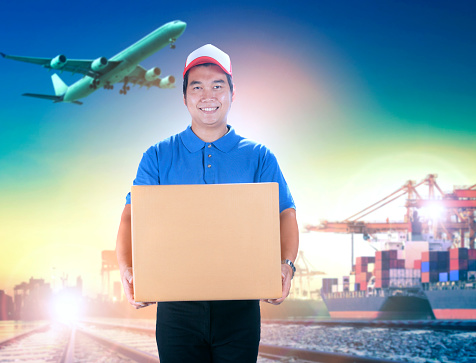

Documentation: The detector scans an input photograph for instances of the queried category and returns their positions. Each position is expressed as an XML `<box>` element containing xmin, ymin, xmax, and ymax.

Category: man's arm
<box><xmin>264</xmin><ymin>207</ymin><xmax>299</xmax><ymax>305</ymax></box>
<box><xmin>116</xmin><ymin>204</ymin><xmax>155</xmax><ymax>309</ymax></box>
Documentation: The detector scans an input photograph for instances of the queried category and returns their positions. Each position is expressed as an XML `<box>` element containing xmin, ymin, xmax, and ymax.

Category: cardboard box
<box><xmin>131</xmin><ymin>183</ymin><xmax>282</xmax><ymax>302</ymax></box>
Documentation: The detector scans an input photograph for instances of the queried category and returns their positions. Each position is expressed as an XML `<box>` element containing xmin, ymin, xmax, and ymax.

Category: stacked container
<box><xmin>349</xmin><ymin>274</ymin><xmax>358</xmax><ymax>292</ymax></box>
<box><xmin>323</xmin><ymin>247</ymin><xmax>476</xmax><ymax>296</ymax></box>
<box><xmin>375</xmin><ymin>250</ymin><xmax>403</xmax><ymax>288</ymax></box>
<box><xmin>389</xmin><ymin>267</ymin><xmax>421</xmax><ymax>287</ymax></box>
<box><xmin>470</xmin><ymin>249</ymin><xmax>476</xmax><ymax>280</ymax></box>
<box><xmin>336</xmin><ymin>276</ymin><xmax>350</xmax><ymax>292</ymax></box>
<box><xmin>321</xmin><ymin>278</ymin><xmax>338</xmax><ymax>294</ymax></box>
<box><xmin>420</xmin><ymin>251</ymin><xmax>449</xmax><ymax>283</ymax></box>
<box><xmin>354</xmin><ymin>256</ymin><xmax>374</xmax><ymax>291</ymax></box>
<box><xmin>449</xmin><ymin>248</ymin><xmax>476</xmax><ymax>281</ymax></box>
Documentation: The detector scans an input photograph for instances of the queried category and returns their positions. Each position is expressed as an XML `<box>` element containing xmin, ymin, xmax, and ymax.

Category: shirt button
<box><xmin>208</xmin><ymin>144</ymin><xmax>212</xmax><ymax>148</ymax></box>
<box><xmin>207</xmin><ymin>164</ymin><xmax>211</xmax><ymax>168</ymax></box>
<box><xmin>208</xmin><ymin>154</ymin><xmax>212</xmax><ymax>158</ymax></box>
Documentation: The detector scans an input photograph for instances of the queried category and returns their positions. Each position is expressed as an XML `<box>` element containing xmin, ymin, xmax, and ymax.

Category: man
<box><xmin>116</xmin><ymin>44</ymin><xmax>299</xmax><ymax>363</ymax></box>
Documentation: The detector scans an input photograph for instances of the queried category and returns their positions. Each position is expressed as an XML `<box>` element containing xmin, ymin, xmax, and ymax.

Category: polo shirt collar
<box><xmin>214</xmin><ymin>126</ymin><xmax>240</xmax><ymax>153</ymax></box>
<box><xmin>180</xmin><ymin>125</ymin><xmax>205</xmax><ymax>153</ymax></box>
<box><xmin>180</xmin><ymin>125</ymin><xmax>240</xmax><ymax>153</ymax></box>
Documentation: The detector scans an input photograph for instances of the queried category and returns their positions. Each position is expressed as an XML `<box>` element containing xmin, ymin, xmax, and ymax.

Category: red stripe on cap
<box><xmin>183</xmin><ymin>56</ymin><xmax>232</xmax><ymax>78</ymax></box>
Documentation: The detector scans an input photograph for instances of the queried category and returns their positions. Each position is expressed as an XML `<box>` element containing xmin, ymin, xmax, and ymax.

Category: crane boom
<box><xmin>305</xmin><ymin>174</ymin><xmax>476</xmax><ymax>248</ymax></box>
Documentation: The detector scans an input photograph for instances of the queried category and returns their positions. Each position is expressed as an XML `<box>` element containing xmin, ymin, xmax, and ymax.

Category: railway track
<box><xmin>0</xmin><ymin>319</ymin><xmax>474</xmax><ymax>362</ymax></box>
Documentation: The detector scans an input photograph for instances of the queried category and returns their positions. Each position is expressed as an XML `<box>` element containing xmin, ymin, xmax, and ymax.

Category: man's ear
<box><xmin>232</xmin><ymin>83</ymin><xmax>236</xmax><ymax>102</ymax></box>
<box><xmin>183</xmin><ymin>94</ymin><xmax>187</xmax><ymax>106</ymax></box>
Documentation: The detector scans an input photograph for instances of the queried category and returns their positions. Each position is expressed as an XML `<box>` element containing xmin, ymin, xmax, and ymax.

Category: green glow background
<box><xmin>1</xmin><ymin>0</ymin><xmax>475</xmax><ymax>296</ymax></box>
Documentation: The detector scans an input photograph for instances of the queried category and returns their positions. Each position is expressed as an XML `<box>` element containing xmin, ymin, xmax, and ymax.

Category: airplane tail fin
<box><xmin>22</xmin><ymin>74</ymin><xmax>82</xmax><ymax>105</ymax></box>
<box><xmin>51</xmin><ymin>74</ymin><xmax>68</xmax><ymax>96</ymax></box>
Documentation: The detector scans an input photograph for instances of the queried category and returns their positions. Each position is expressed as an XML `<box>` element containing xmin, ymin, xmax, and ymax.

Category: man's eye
<box><xmin>214</xmin><ymin>85</ymin><xmax>222</xmax><ymax>89</ymax></box>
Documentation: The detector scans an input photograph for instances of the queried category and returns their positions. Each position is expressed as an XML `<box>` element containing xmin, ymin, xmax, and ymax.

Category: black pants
<box><xmin>156</xmin><ymin>300</ymin><xmax>260</xmax><ymax>363</ymax></box>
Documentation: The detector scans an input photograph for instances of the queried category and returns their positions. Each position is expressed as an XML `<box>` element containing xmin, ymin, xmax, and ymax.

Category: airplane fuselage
<box><xmin>62</xmin><ymin>20</ymin><xmax>186</xmax><ymax>103</ymax></box>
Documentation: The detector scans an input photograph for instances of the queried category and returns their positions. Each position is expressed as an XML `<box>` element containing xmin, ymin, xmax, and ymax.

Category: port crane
<box><xmin>305</xmin><ymin>174</ymin><xmax>476</xmax><ymax>249</ymax></box>
<box><xmin>101</xmin><ymin>250</ymin><xmax>119</xmax><ymax>299</ymax></box>
<box><xmin>291</xmin><ymin>251</ymin><xmax>326</xmax><ymax>299</ymax></box>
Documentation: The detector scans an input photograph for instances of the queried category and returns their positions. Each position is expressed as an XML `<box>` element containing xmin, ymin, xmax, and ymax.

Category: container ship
<box><xmin>308</xmin><ymin>175</ymin><xmax>476</xmax><ymax>320</ymax></box>
<box><xmin>321</xmin><ymin>234</ymin><xmax>476</xmax><ymax>320</ymax></box>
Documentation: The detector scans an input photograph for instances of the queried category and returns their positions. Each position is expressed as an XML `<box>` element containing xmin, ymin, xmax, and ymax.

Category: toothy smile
<box><xmin>200</xmin><ymin>107</ymin><xmax>219</xmax><ymax>112</ymax></box>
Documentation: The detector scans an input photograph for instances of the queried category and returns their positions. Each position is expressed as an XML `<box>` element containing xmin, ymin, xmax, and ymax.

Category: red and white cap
<box><xmin>183</xmin><ymin>44</ymin><xmax>232</xmax><ymax>78</ymax></box>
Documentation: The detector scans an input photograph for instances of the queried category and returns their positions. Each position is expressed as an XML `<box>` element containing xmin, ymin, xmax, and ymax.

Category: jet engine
<box><xmin>50</xmin><ymin>55</ymin><xmax>67</xmax><ymax>69</ymax></box>
<box><xmin>91</xmin><ymin>57</ymin><xmax>108</xmax><ymax>72</ymax></box>
<box><xmin>159</xmin><ymin>75</ymin><xmax>175</xmax><ymax>89</ymax></box>
<box><xmin>145</xmin><ymin>67</ymin><xmax>161</xmax><ymax>82</ymax></box>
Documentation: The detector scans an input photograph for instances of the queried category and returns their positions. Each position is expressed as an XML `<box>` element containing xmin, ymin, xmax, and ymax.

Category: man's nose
<box><xmin>201</xmin><ymin>89</ymin><xmax>215</xmax><ymax>101</ymax></box>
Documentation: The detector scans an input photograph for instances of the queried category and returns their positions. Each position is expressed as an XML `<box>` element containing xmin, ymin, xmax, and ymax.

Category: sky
<box><xmin>1</xmin><ymin>0</ymin><xmax>475</xmax><ymax>297</ymax></box>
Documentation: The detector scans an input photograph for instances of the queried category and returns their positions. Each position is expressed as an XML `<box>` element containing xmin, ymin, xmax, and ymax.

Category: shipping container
<box><xmin>450</xmin><ymin>248</ymin><xmax>468</xmax><ymax>260</ymax></box>
<box><xmin>437</xmin><ymin>251</ymin><xmax>449</xmax><ymax>261</ymax></box>
<box><xmin>437</xmin><ymin>260</ymin><xmax>449</xmax><ymax>270</ymax></box>
<box><xmin>374</xmin><ymin>278</ymin><xmax>389</xmax><ymax>288</ymax></box>
<box><xmin>375</xmin><ymin>260</ymin><xmax>390</xmax><ymax>270</ymax></box>
<box><xmin>422</xmin><ymin>251</ymin><xmax>439</xmax><ymax>262</ymax></box>
<box><xmin>375</xmin><ymin>269</ymin><xmax>390</xmax><ymax>279</ymax></box>
<box><xmin>422</xmin><ymin>271</ymin><xmax>439</xmax><ymax>283</ymax></box>
<box><xmin>468</xmin><ymin>249</ymin><xmax>476</xmax><ymax>260</ymax></box>
<box><xmin>450</xmin><ymin>259</ymin><xmax>468</xmax><ymax>271</ymax></box>
<box><xmin>450</xmin><ymin>270</ymin><xmax>468</xmax><ymax>281</ymax></box>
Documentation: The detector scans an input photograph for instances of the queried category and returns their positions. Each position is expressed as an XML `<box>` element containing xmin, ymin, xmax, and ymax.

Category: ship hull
<box><xmin>322</xmin><ymin>292</ymin><xmax>434</xmax><ymax>320</ymax></box>
<box><xmin>425</xmin><ymin>288</ymin><xmax>476</xmax><ymax>320</ymax></box>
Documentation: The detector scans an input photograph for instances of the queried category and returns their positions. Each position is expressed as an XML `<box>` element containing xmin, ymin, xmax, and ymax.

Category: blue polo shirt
<box><xmin>125</xmin><ymin>125</ymin><xmax>295</xmax><ymax>213</ymax></box>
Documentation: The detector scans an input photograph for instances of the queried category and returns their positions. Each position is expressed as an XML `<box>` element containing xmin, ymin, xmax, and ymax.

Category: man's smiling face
<box><xmin>184</xmin><ymin>64</ymin><xmax>234</xmax><ymax>131</ymax></box>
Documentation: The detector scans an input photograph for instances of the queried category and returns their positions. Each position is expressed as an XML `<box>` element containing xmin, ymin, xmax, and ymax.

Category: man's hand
<box><xmin>262</xmin><ymin>263</ymin><xmax>293</xmax><ymax>305</ymax></box>
<box><xmin>122</xmin><ymin>267</ymin><xmax>156</xmax><ymax>309</ymax></box>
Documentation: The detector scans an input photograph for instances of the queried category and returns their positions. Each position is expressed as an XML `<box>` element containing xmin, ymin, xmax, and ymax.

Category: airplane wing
<box><xmin>22</xmin><ymin>93</ymin><xmax>83</xmax><ymax>105</ymax></box>
<box><xmin>1</xmin><ymin>52</ymin><xmax>121</xmax><ymax>78</ymax></box>
<box><xmin>125</xmin><ymin>65</ymin><xmax>176</xmax><ymax>89</ymax></box>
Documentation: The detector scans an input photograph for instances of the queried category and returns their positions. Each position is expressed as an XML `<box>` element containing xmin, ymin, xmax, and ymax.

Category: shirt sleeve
<box><xmin>125</xmin><ymin>146</ymin><xmax>160</xmax><ymax>204</ymax></box>
<box><xmin>259</xmin><ymin>148</ymin><xmax>295</xmax><ymax>213</ymax></box>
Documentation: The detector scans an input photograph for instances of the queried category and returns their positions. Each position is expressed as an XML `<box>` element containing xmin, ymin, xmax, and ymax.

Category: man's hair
<box><xmin>183</xmin><ymin>63</ymin><xmax>233</xmax><ymax>96</ymax></box>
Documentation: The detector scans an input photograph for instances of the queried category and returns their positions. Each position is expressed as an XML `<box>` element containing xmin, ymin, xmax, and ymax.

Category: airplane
<box><xmin>1</xmin><ymin>20</ymin><xmax>187</xmax><ymax>105</ymax></box>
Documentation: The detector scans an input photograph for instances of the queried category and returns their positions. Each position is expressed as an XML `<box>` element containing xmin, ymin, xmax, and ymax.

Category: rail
<box><xmin>74</xmin><ymin>327</ymin><xmax>158</xmax><ymax>363</ymax></box>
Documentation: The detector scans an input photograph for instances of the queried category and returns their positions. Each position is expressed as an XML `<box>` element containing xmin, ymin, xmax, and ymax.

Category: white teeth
<box><xmin>201</xmin><ymin>107</ymin><xmax>218</xmax><ymax>111</ymax></box>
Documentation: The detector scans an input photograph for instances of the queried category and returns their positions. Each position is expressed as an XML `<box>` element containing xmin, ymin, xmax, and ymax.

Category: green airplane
<box><xmin>1</xmin><ymin>20</ymin><xmax>186</xmax><ymax>105</ymax></box>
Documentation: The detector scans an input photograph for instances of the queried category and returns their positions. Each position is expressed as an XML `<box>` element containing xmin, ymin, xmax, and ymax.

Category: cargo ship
<box><xmin>321</xmin><ymin>233</ymin><xmax>476</xmax><ymax>320</ymax></box>
<box><xmin>307</xmin><ymin>176</ymin><xmax>476</xmax><ymax>320</ymax></box>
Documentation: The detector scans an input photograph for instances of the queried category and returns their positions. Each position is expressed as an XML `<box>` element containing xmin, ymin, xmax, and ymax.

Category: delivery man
<box><xmin>116</xmin><ymin>44</ymin><xmax>299</xmax><ymax>363</ymax></box>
